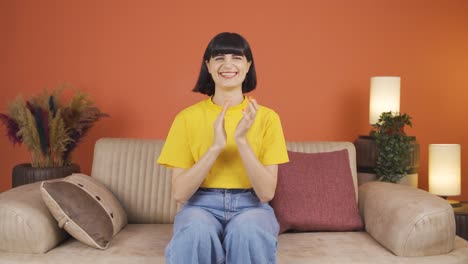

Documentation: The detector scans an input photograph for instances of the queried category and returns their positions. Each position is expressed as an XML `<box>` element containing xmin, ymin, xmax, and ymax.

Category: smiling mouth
<box><xmin>219</xmin><ymin>72</ymin><xmax>238</xmax><ymax>79</ymax></box>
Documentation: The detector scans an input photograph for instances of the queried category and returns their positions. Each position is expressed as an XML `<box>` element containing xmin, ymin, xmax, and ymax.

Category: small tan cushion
<box><xmin>359</xmin><ymin>181</ymin><xmax>455</xmax><ymax>257</ymax></box>
<box><xmin>40</xmin><ymin>173</ymin><xmax>127</xmax><ymax>249</ymax></box>
<box><xmin>0</xmin><ymin>182</ymin><xmax>68</xmax><ymax>253</ymax></box>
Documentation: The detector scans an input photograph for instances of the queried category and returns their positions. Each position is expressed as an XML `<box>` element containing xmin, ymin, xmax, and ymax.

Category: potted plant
<box><xmin>0</xmin><ymin>86</ymin><xmax>108</xmax><ymax>187</ymax></box>
<box><xmin>370</xmin><ymin>111</ymin><xmax>419</xmax><ymax>183</ymax></box>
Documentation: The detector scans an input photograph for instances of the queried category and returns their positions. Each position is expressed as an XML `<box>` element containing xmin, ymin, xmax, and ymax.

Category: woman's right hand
<box><xmin>212</xmin><ymin>100</ymin><xmax>230</xmax><ymax>151</ymax></box>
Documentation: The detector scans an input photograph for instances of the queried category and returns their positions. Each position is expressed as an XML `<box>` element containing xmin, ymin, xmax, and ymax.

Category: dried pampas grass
<box><xmin>0</xmin><ymin>86</ymin><xmax>108</xmax><ymax>167</ymax></box>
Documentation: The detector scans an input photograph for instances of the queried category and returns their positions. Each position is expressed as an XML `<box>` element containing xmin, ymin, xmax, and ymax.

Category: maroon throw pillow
<box><xmin>270</xmin><ymin>149</ymin><xmax>364</xmax><ymax>234</ymax></box>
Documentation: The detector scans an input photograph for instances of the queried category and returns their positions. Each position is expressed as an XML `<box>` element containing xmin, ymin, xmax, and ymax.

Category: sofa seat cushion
<box><xmin>40</xmin><ymin>173</ymin><xmax>127</xmax><ymax>249</ymax></box>
<box><xmin>277</xmin><ymin>232</ymin><xmax>468</xmax><ymax>264</ymax></box>
<box><xmin>0</xmin><ymin>224</ymin><xmax>171</xmax><ymax>264</ymax></box>
<box><xmin>0</xmin><ymin>225</ymin><xmax>467</xmax><ymax>264</ymax></box>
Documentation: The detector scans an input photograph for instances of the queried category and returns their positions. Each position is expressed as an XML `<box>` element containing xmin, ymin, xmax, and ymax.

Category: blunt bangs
<box><xmin>204</xmin><ymin>32</ymin><xmax>252</xmax><ymax>61</ymax></box>
<box><xmin>211</xmin><ymin>47</ymin><xmax>244</xmax><ymax>58</ymax></box>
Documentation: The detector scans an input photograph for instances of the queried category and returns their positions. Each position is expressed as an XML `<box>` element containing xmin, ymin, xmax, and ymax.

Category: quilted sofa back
<box><xmin>91</xmin><ymin>138</ymin><xmax>358</xmax><ymax>224</ymax></box>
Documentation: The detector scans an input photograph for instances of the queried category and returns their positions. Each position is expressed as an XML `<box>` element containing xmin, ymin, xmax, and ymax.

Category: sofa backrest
<box><xmin>91</xmin><ymin>138</ymin><xmax>357</xmax><ymax>224</ymax></box>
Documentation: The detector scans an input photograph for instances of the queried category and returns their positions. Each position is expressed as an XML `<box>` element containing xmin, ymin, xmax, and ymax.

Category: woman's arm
<box><xmin>235</xmin><ymin>98</ymin><xmax>278</xmax><ymax>202</ymax></box>
<box><xmin>236</xmin><ymin>141</ymin><xmax>278</xmax><ymax>202</ymax></box>
<box><xmin>171</xmin><ymin>146</ymin><xmax>222</xmax><ymax>203</ymax></box>
<box><xmin>171</xmin><ymin>100</ymin><xmax>230</xmax><ymax>203</ymax></box>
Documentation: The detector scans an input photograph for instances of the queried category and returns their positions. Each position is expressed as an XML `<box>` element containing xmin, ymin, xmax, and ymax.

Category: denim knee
<box><xmin>226</xmin><ymin>223</ymin><xmax>275</xmax><ymax>241</ymax></box>
<box><xmin>167</xmin><ymin>220</ymin><xmax>224</xmax><ymax>264</ymax></box>
<box><xmin>180</xmin><ymin>219</ymin><xmax>221</xmax><ymax>240</ymax></box>
<box><xmin>224</xmin><ymin>224</ymin><xmax>277</xmax><ymax>264</ymax></box>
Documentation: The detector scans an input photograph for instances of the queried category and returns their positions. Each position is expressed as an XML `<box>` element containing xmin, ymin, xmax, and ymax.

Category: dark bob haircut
<box><xmin>192</xmin><ymin>32</ymin><xmax>257</xmax><ymax>96</ymax></box>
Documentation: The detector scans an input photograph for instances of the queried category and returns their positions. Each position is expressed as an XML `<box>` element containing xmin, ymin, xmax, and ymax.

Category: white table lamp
<box><xmin>429</xmin><ymin>144</ymin><xmax>461</xmax><ymax>207</ymax></box>
<box><xmin>369</xmin><ymin>76</ymin><xmax>400</xmax><ymax>124</ymax></box>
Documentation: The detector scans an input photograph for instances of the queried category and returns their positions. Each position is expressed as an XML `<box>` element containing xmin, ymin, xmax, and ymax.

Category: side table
<box><xmin>453</xmin><ymin>202</ymin><xmax>468</xmax><ymax>241</ymax></box>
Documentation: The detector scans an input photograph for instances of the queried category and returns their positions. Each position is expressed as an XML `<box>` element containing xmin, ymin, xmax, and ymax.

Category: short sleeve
<box><xmin>157</xmin><ymin>112</ymin><xmax>195</xmax><ymax>169</ymax></box>
<box><xmin>260</xmin><ymin>111</ymin><xmax>289</xmax><ymax>165</ymax></box>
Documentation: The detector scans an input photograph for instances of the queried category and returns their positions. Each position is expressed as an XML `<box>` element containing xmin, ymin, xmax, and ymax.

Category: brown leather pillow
<box><xmin>40</xmin><ymin>173</ymin><xmax>127</xmax><ymax>249</ymax></box>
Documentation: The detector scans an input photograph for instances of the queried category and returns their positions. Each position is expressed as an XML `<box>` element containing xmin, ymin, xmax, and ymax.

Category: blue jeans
<box><xmin>165</xmin><ymin>188</ymin><xmax>280</xmax><ymax>264</ymax></box>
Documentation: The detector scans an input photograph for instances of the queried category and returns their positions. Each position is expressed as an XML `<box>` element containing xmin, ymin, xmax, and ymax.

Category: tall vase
<box><xmin>12</xmin><ymin>163</ymin><xmax>81</xmax><ymax>188</ymax></box>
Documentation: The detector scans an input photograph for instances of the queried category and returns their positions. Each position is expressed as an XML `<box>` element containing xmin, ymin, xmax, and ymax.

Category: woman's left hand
<box><xmin>234</xmin><ymin>97</ymin><xmax>258</xmax><ymax>143</ymax></box>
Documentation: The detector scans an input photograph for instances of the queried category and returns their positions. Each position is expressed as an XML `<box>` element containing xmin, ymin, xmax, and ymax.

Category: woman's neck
<box><xmin>212</xmin><ymin>88</ymin><xmax>244</xmax><ymax>106</ymax></box>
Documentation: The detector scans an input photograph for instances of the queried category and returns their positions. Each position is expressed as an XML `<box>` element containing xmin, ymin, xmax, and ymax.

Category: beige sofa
<box><xmin>0</xmin><ymin>138</ymin><xmax>467</xmax><ymax>263</ymax></box>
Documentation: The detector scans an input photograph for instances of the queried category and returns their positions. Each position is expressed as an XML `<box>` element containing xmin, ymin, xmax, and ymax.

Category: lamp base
<box><xmin>448</xmin><ymin>199</ymin><xmax>462</xmax><ymax>208</ymax></box>
<box><xmin>441</xmin><ymin>196</ymin><xmax>462</xmax><ymax>207</ymax></box>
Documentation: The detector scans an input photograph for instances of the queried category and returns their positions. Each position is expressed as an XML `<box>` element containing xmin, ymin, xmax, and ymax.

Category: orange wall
<box><xmin>1</xmin><ymin>0</ymin><xmax>468</xmax><ymax>199</ymax></box>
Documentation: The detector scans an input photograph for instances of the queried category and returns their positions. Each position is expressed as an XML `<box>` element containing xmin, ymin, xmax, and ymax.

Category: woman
<box><xmin>157</xmin><ymin>32</ymin><xmax>289</xmax><ymax>264</ymax></box>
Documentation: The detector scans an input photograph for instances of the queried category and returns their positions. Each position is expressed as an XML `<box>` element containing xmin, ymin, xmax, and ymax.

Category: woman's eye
<box><xmin>234</xmin><ymin>56</ymin><xmax>242</xmax><ymax>60</ymax></box>
<box><xmin>214</xmin><ymin>57</ymin><xmax>223</xmax><ymax>61</ymax></box>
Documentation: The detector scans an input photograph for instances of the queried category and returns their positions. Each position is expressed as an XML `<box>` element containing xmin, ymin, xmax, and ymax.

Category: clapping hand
<box><xmin>234</xmin><ymin>96</ymin><xmax>258</xmax><ymax>143</ymax></box>
<box><xmin>212</xmin><ymin>100</ymin><xmax>230</xmax><ymax>150</ymax></box>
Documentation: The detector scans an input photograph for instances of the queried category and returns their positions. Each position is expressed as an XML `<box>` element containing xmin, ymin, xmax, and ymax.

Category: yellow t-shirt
<box><xmin>157</xmin><ymin>96</ymin><xmax>289</xmax><ymax>189</ymax></box>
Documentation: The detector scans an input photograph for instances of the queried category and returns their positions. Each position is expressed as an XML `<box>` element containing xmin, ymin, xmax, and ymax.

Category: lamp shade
<box><xmin>429</xmin><ymin>144</ymin><xmax>461</xmax><ymax>196</ymax></box>
<box><xmin>369</xmin><ymin>76</ymin><xmax>400</xmax><ymax>124</ymax></box>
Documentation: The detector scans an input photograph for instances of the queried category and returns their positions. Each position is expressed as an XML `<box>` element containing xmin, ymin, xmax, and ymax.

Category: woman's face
<box><xmin>205</xmin><ymin>54</ymin><xmax>251</xmax><ymax>89</ymax></box>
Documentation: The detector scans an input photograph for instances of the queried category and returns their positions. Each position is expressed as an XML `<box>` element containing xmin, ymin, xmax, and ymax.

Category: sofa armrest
<box><xmin>0</xmin><ymin>182</ymin><xmax>68</xmax><ymax>253</ymax></box>
<box><xmin>358</xmin><ymin>181</ymin><xmax>455</xmax><ymax>257</ymax></box>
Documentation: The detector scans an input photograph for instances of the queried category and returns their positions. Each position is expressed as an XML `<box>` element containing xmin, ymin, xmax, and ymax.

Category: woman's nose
<box><xmin>223</xmin><ymin>56</ymin><xmax>235</xmax><ymax>67</ymax></box>
<box><xmin>224</xmin><ymin>56</ymin><xmax>232</xmax><ymax>64</ymax></box>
